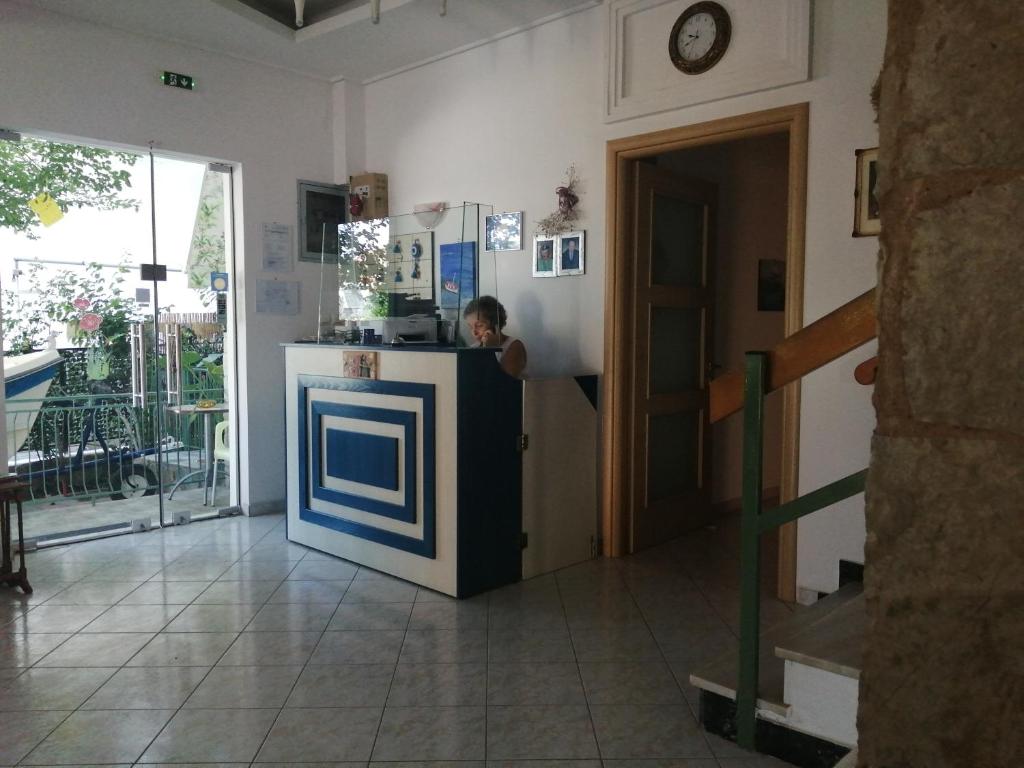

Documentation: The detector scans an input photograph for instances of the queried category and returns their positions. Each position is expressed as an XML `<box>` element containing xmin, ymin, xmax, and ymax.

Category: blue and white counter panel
<box><xmin>285</xmin><ymin>344</ymin><xmax>522</xmax><ymax>597</ymax></box>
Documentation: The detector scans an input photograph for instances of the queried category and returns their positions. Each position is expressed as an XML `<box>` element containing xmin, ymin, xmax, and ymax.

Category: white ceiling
<box><xmin>18</xmin><ymin>0</ymin><xmax>600</xmax><ymax>83</ymax></box>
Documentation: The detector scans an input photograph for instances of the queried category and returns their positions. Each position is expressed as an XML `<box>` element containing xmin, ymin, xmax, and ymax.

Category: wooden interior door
<box><xmin>630</xmin><ymin>161</ymin><xmax>716</xmax><ymax>551</ymax></box>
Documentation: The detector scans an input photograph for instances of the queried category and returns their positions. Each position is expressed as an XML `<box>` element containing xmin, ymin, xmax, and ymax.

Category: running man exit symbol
<box><xmin>161</xmin><ymin>71</ymin><xmax>195</xmax><ymax>90</ymax></box>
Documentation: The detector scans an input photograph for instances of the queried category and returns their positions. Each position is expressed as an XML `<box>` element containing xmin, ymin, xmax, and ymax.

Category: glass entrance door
<box><xmin>0</xmin><ymin>133</ymin><xmax>236</xmax><ymax>544</ymax></box>
<box><xmin>144</xmin><ymin>154</ymin><xmax>236</xmax><ymax>527</ymax></box>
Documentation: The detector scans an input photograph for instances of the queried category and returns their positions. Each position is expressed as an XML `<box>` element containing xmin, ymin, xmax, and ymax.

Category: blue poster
<box><xmin>439</xmin><ymin>242</ymin><xmax>476</xmax><ymax>311</ymax></box>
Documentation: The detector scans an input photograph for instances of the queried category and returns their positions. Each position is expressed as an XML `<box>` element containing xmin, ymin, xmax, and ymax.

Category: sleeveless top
<box><xmin>473</xmin><ymin>335</ymin><xmax>525</xmax><ymax>377</ymax></box>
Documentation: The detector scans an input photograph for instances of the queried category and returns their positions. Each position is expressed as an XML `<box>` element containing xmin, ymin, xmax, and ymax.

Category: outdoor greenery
<box><xmin>2</xmin><ymin>261</ymin><xmax>143</xmax><ymax>355</ymax></box>
<box><xmin>0</xmin><ymin>137</ymin><xmax>140</xmax><ymax>237</ymax></box>
<box><xmin>338</xmin><ymin>218</ymin><xmax>389</xmax><ymax>318</ymax></box>
<box><xmin>186</xmin><ymin>170</ymin><xmax>225</xmax><ymax>309</ymax></box>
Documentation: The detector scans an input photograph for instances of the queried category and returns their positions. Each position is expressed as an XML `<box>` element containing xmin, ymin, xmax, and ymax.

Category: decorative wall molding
<box><xmin>605</xmin><ymin>0</ymin><xmax>811</xmax><ymax>123</ymax></box>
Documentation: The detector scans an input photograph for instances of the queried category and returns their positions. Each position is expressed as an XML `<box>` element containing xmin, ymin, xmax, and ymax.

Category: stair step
<box><xmin>689</xmin><ymin>582</ymin><xmax>863</xmax><ymax>715</ymax></box>
<box><xmin>775</xmin><ymin>593</ymin><xmax>864</xmax><ymax>679</ymax></box>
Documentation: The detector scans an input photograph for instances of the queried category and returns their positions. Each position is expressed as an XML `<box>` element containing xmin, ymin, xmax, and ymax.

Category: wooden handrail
<box><xmin>709</xmin><ymin>288</ymin><xmax>876</xmax><ymax>423</ymax></box>
<box><xmin>854</xmin><ymin>355</ymin><xmax>879</xmax><ymax>385</ymax></box>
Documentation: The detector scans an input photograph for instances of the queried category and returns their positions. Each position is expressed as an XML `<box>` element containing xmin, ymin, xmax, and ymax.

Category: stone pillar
<box><xmin>859</xmin><ymin>2</ymin><xmax>1024</xmax><ymax>766</ymax></box>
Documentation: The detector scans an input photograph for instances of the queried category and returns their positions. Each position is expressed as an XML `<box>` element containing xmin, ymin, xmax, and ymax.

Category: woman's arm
<box><xmin>500</xmin><ymin>339</ymin><xmax>527</xmax><ymax>378</ymax></box>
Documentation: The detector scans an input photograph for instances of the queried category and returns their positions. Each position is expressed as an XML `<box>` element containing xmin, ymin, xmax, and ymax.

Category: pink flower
<box><xmin>73</xmin><ymin>297</ymin><xmax>91</xmax><ymax>310</ymax></box>
<box><xmin>79</xmin><ymin>313</ymin><xmax>102</xmax><ymax>332</ymax></box>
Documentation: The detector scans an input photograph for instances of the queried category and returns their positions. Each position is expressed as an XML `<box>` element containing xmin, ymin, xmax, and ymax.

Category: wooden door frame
<box><xmin>601</xmin><ymin>102</ymin><xmax>809</xmax><ymax>602</ymax></box>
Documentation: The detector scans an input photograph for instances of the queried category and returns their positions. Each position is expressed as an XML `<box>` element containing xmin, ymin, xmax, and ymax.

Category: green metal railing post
<box><xmin>736</xmin><ymin>352</ymin><xmax>767</xmax><ymax>749</ymax></box>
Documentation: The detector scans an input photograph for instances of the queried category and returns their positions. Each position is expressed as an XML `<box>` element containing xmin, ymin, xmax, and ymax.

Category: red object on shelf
<box><xmin>349</xmin><ymin>193</ymin><xmax>364</xmax><ymax>217</ymax></box>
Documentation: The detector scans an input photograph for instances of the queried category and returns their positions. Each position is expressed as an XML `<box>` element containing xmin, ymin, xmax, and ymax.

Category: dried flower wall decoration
<box><xmin>536</xmin><ymin>164</ymin><xmax>581</xmax><ymax>234</ymax></box>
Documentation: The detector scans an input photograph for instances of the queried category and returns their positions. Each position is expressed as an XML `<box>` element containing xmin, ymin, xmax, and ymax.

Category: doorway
<box><xmin>602</xmin><ymin>104</ymin><xmax>808</xmax><ymax>601</ymax></box>
<box><xmin>0</xmin><ymin>132</ymin><xmax>239</xmax><ymax>545</ymax></box>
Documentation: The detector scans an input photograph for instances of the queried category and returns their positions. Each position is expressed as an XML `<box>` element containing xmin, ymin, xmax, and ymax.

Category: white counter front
<box><xmin>285</xmin><ymin>344</ymin><xmax>523</xmax><ymax>597</ymax></box>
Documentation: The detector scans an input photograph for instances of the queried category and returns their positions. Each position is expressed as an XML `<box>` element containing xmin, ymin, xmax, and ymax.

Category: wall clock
<box><xmin>669</xmin><ymin>1</ymin><xmax>732</xmax><ymax>75</ymax></box>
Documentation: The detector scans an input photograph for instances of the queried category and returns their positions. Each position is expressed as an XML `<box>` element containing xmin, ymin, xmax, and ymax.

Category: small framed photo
<box><xmin>343</xmin><ymin>351</ymin><xmax>378</xmax><ymax>379</ymax></box>
<box><xmin>853</xmin><ymin>147</ymin><xmax>880</xmax><ymax>237</ymax></box>
<box><xmin>485</xmin><ymin>211</ymin><xmax>524</xmax><ymax>251</ymax></box>
<box><xmin>556</xmin><ymin>231</ymin><xmax>585</xmax><ymax>276</ymax></box>
<box><xmin>757</xmin><ymin>259</ymin><xmax>786</xmax><ymax>312</ymax></box>
<box><xmin>532</xmin><ymin>235</ymin><xmax>556</xmax><ymax>277</ymax></box>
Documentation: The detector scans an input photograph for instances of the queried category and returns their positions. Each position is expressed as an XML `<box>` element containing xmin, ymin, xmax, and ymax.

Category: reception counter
<box><xmin>285</xmin><ymin>343</ymin><xmax>523</xmax><ymax>597</ymax></box>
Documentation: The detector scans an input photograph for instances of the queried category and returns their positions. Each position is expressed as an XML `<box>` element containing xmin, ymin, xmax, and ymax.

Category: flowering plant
<box><xmin>2</xmin><ymin>261</ymin><xmax>142</xmax><ymax>357</ymax></box>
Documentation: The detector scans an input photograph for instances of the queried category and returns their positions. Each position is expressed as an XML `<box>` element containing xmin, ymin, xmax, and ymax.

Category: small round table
<box><xmin>166</xmin><ymin>403</ymin><xmax>229</xmax><ymax>506</ymax></box>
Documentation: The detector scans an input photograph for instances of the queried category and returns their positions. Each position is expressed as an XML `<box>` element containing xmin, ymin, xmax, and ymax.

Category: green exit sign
<box><xmin>160</xmin><ymin>71</ymin><xmax>195</xmax><ymax>90</ymax></box>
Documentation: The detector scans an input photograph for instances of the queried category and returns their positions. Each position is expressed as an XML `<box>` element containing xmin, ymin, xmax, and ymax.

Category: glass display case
<box><xmin>336</xmin><ymin>203</ymin><xmax>499</xmax><ymax>346</ymax></box>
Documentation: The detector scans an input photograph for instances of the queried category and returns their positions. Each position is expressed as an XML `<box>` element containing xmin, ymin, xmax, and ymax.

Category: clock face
<box><xmin>669</xmin><ymin>2</ymin><xmax>731</xmax><ymax>75</ymax></box>
<box><xmin>677</xmin><ymin>12</ymin><xmax>717</xmax><ymax>61</ymax></box>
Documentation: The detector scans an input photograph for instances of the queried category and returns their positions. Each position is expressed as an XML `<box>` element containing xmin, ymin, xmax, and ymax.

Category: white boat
<box><xmin>4</xmin><ymin>347</ymin><xmax>63</xmax><ymax>458</ymax></box>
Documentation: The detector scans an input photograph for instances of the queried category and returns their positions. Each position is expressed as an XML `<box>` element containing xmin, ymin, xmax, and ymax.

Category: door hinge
<box><xmin>516</xmin><ymin>434</ymin><xmax>529</xmax><ymax>451</ymax></box>
<box><xmin>520</xmin><ymin>531</ymin><xmax>528</xmax><ymax>549</ymax></box>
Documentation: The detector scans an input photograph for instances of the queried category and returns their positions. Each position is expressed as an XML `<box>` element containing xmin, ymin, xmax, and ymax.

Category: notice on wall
<box><xmin>262</xmin><ymin>222</ymin><xmax>294</xmax><ymax>272</ymax></box>
<box><xmin>255</xmin><ymin>279</ymin><xmax>300</xmax><ymax>315</ymax></box>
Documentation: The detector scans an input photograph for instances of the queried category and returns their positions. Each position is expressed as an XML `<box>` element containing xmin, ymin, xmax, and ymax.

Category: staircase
<box><xmin>690</xmin><ymin>583</ymin><xmax>862</xmax><ymax>767</ymax></box>
<box><xmin>693</xmin><ymin>288</ymin><xmax>877</xmax><ymax>767</ymax></box>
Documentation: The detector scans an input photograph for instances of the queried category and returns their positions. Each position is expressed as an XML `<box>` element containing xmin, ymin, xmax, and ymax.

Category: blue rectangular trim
<box><xmin>310</xmin><ymin>401</ymin><xmax>416</xmax><ymax>523</ymax></box>
<box><xmin>297</xmin><ymin>375</ymin><xmax>436</xmax><ymax>559</ymax></box>
<box><xmin>324</xmin><ymin>429</ymin><xmax>400</xmax><ymax>490</ymax></box>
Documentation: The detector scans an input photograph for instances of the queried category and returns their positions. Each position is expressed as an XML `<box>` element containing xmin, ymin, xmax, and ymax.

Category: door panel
<box><xmin>631</xmin><ymin>162</ymin><xmax>715</xmax><ymax>551</ymax></box>
<box><xmin>649</xmin><ymin>305</ymin><xmax>703</xmax><ymax>394</ymax></box>
<box><xmin>651</xmin><ymin>194</ymin><xmax>705</xmax><ymax>287</ymax></box>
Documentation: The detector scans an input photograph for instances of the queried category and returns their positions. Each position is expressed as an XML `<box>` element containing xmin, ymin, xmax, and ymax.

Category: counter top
<box><xmin>282</xmin><ymin>341</ymin><xmax>507</xmax><ymax>355</ymax></box>
<box><xmin>282</xmin><ymin>340</ymin><xmax>460</xmax><ymax>352</ymax></box>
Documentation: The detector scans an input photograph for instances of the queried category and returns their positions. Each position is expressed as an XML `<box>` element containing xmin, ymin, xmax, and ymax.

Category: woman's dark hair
<box><xmin>463</xmin><ymin>295</ymin><xmax>507</xmax><ymax>330</ymax></box>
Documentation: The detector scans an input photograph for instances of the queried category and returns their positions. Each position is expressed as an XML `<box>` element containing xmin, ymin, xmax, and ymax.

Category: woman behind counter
<box><xmin>463</xmin><ymin>296</ymin><xmax>527</xmax><ymax>379</ymax></box>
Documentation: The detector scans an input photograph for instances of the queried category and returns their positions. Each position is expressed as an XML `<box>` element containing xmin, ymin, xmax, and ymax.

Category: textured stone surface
<box><xmin>900</xmin><ymin>179</ymin><xmax>1024</xmax><ymax>435</ymax></box>
<box><xmin>862</xmin><ymin>1</ymin><xmax>1024</xmax><ymax>766</ymax></box>
<box><xmin>879</xmin><ymin>1</ymin><xmax>1024</xmax><ymax>179</ymax></box>
<box><xmin>862</xmin><ymin>436</ymin><xmax>1024</xmax><ymax>766</ymax></box>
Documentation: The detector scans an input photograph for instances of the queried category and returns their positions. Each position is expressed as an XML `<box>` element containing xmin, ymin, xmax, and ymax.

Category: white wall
<box><xmin>0</xmin><ymin>2</ymin><xmax>336</xmax><ymax>514</ymax></box>
<box><xmin>354</xmin><ymin>0</ymin><xmax>885</xmax><ymax>592</ymax></box>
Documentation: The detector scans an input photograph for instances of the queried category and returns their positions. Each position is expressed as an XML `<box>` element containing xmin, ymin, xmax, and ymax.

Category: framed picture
<box><xmin>485</xmin><ymin>211</ymin><xmax>524</xmax><ymax>252</ymax></box>
<box><xmin>343</xmin><ymin>351</ymin><xmax>378</xmax><ymax>379</ymax></box>
<box><xmin>532</xmin><ymin>235</ymin><xmax>556</xmax><ymax>277</ymax></box>
<box><xmin>757</xmin><ymin>259</ymin><xmax>786</xmax><ymax>312</ymax></box>
<box><xmin>853</xmin><ymin>147</ymin><xmax>880</xmax><ymax>237</ymax></box>
<box><xmin>385</xmin><ymin>231</ymin><xmax>434</xmax><ymax>303</ymax></box>
<box><xmin>556</xmin><ymin>231</ymin><xmax>585</xmax><ymax>276</ymax></box>
<box><xmin>298</xmin><ymin>179</ymin><xmax>347</xmax><ymax>262</ymax></box>
<box><xmin>439</xmin><ymin>241</ymin><xmax>477</xmax><ymax>311</ymax></box>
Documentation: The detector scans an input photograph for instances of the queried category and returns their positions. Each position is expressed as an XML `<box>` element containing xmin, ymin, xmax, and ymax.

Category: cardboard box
<box><xmin>349</xmin><ymin>172</ymin><xmax>388</xmax><ymax>219</ymax></box>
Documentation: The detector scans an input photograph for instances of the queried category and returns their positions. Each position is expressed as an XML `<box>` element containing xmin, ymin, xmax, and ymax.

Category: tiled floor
<box><xmin>22</xmin><ymin>485</ymin><xmax>223</xmax><ymax>543</ymax></box>
<box><xmin>0</xmin><ymin>513</ymin><xmax>795</xmax><ymax>767</ymax></box>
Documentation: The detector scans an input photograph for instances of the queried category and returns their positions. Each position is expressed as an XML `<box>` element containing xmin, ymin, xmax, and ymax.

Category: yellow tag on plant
<box><xmin>28</xmin><ymin>193</ymin><xmax>64</xmax><ymax>227</ymax></box>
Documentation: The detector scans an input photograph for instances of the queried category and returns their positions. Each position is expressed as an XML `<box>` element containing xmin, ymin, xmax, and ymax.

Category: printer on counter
<box><xmin>382</xmin><ymin>314</ymin><xmax>438</xmax><ymax>343</ymax></box>
<box><xmin>380</xmin><ymin>293</ymin><xmax>440</xmax><ymax>343</ymax></box>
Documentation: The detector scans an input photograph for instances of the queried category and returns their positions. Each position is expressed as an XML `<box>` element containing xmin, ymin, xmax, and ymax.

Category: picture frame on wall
<box><xmin>853</xmin><ymin>147</ymin><xmax>880</xmax><ymax>237</ymax></box>
<box><xmin>757</xmin><ymin>259</ymin><xmax>786</xmax><ymax>312</ymax></box>
<box><xmin>532</xmin><ymin>235</ymin><xmax>556</xmax><ymax>277</ymax></box>
<box><xmin>485</xmin><ymin>211</ymin><xmax>524</xmax><ymax>252</ymax></box>
<box><xmin>556</xmin><ymin>231</ymin><xmax>585</xmax><ymax>276</ymax></box>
